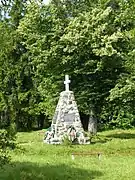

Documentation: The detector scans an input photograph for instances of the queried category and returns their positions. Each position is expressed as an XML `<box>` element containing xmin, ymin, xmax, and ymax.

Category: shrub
<box><xmin>0</xmin><ymin>124</ymin><xmax>16</xmax><ymax>166</ymax></box>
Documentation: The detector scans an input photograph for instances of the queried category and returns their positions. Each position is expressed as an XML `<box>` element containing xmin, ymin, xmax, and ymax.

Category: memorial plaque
<box><xmin>64</xmin><ymin>113</ymin><xmax>75</xmax><ymax>123</ymax></box>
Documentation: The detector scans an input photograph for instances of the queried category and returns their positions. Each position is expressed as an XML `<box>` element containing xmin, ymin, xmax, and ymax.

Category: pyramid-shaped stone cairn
<box><xmin>44</xmin><ymin>75</ymin><xmax>89</xmax><ymax>144</ymax></box>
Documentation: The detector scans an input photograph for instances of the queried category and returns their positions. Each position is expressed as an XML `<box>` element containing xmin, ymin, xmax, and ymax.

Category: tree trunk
<box><xmin>88</xmin><ymin>109</ymin><xmax>97</xmax><ymax>134</ymax></box>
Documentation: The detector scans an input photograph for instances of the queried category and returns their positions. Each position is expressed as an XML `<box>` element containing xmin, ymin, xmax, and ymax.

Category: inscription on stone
<box><xmin>64</xmin><ymin>113</ymin><xmax>75</xmax><ymax>123</ymax></box>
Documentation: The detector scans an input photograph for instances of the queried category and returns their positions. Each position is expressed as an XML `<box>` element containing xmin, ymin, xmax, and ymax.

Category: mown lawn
<box><xmin>1</xmin><ymin>129</ymin><xmax>135</xmax><ymax>180</ymax></box>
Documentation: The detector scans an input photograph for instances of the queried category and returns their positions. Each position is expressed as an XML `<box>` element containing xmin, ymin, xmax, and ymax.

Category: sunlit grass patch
<box><xmin>1</xmin><ymin>129</ymin><xmax>135</xmax><ymax>180</ymax></box>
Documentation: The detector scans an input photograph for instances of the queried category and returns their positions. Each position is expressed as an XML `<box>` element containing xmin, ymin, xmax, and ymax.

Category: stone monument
<box><xmin>44</xmin><ymin>75</ymin><xmax>87</xmax><ymax>144</ymax></box>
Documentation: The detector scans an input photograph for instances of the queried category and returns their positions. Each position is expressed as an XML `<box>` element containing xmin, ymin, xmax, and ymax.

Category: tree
<box><xmin>0</xmin><ymin>0</ymin><xmax>47</xmax><ymax>130</ymax></box>
<box><xmin>0</xmin><ymin>124</ymin><xmax>16</xmax><ymax>166</ymax></box>
<box><xmin>0</xmin><ymin>0</ymin><xmax>134</xmax><ymax>131</ymax></box>
<box><xmin>104</xmin><ymin>0</ymin><xmax>135</xmax><ymax>128</ymax></box>
<box><xmin>17</xmin><ymin>0</ymin><xmax>135</xmax><ymax>130</ymax></box>
<box><xmin>17</xmin><ymin>2</ymin><xmax>71</xmax><ymax>119</ymax></box>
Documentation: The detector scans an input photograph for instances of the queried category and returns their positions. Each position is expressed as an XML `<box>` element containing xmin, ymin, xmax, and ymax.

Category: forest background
<box><xmin>0</xmin><ymin>0</ymin><xmax>135</xmax><ymax>133</ymax></box>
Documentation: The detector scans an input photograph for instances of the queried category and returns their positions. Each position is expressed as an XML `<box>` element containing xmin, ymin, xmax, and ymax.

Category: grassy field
<box><xmin>1</xmin><ymin>129</ymin><xmax>135</xmax><ymax>180</ymax></box>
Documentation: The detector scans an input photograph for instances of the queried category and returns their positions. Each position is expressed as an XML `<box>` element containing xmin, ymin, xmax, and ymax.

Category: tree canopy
<box><xmin>0</xmin><ymin>0</ymin><xmax>135</xmax><ymax>131</ymax></box>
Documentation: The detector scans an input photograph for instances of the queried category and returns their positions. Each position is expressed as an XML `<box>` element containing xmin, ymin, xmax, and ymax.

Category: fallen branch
<box><xmin>71</xmin><ymin>152</ymin><xmax>102</xmax><ymax>160</ymax></box>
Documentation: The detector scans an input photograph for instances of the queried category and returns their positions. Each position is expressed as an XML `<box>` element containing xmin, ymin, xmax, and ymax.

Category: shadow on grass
<box><xmin>106</xmin><ymin>133</ymin><xmax>135</xmax><ymax>139</ymax></box>
<box><xmin>0</xmin><ymin>162</ymin><xmax>103</xmax><ymax>180</ymax></box>
<box><xmin>90</xmin><ymin>135</ymin><xmax>112</xmax><ymax>144</ymax></box>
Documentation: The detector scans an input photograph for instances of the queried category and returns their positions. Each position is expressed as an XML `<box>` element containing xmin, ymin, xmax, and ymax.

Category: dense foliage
<box><xmin>0</xmin><ymin>125</ymin><xmax>16</xmax><ymax>166</ymax></box>
<box><xmin>0</xmin><ymin>0</ymin><xmax>135</xmax><ymax>133</ymax></box>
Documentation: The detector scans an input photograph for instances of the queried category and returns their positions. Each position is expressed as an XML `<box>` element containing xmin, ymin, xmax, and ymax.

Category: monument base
<box><xmin>44</xmin><ymin>91</ymin><xmax>89</xmax><ymax>144</ymax></box>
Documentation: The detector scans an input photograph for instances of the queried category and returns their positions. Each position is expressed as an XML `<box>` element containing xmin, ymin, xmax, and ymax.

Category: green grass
<box><xmin>1</xmin><ymin>129</ymin><xmax>135</xmax><ymax>180</ymax></box>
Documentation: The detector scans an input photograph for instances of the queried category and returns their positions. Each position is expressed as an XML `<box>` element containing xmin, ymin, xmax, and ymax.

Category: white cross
<box><xmin>64</xmin><ymin>75</ymin><xmax>71</xmax><ymax>91</ymax></box>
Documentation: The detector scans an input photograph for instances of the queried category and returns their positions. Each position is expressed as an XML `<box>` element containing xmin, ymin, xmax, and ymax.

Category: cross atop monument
<box><xmin>64</xmin><ymin>75</ymin><xmax>71</xmax><ymax>91</ymax></box>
